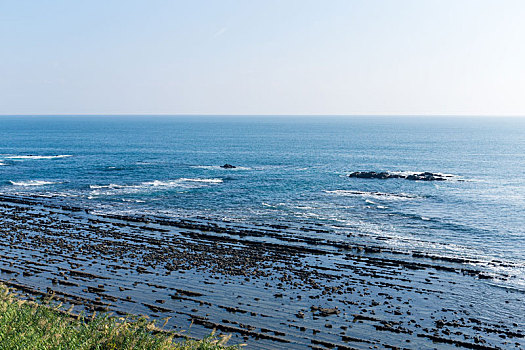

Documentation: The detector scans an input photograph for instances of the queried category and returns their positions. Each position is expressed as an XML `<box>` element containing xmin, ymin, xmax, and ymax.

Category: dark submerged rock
<box><xmin>348</xmin><ymin>171</ymin><xmax>391</xmax><ymax>179</ymax></box>
<box><xmin>221</xmin><ymin>164</ymin><xmax>236</xmax><ymax>169</ymax></box>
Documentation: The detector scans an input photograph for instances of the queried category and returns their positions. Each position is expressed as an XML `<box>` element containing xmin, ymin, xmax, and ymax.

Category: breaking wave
<box><xmin>6</xmin><ymin>155</ymin><xmax>72</xmax><ymax>160</ymax></box>
<box><xmin>89</xmin><ymin>178</ymin><xmax>223</xmax><ymax>195</ymax></box>
<box><xmin>9</xmin><ymin>180</ymin><xmax>59</xmax><ymax>187</ymax></box>
<box><xmin>325</xmin><ymin>190</ymin><xmax>418</xmax><ymax>200</ymax></box>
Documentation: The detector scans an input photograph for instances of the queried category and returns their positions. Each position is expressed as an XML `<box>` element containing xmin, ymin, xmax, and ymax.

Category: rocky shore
<box><xmin>0</xmin><ymin>194</ymin><xmax>523</xmax><ymax>349</ymax></box>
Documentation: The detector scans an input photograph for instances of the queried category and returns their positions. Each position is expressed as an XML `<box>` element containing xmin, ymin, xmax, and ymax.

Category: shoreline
<box><xmin>0</xmin><ymin>194</ymin><xmax>523</xmax><ymax>349</ymax></box>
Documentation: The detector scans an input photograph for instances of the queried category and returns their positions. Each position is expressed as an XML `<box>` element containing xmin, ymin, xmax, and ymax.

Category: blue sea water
<box><xmin>1</xmin><ymin>115</ymin><xmax>524</xmax><ymax>288</ymax></box>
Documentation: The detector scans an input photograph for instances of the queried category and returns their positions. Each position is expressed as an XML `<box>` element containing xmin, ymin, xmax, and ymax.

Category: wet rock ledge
<box><xmin>0</xmin><ymin>195</ymin><xmax>522</xmax><ymax>350</ymax></box>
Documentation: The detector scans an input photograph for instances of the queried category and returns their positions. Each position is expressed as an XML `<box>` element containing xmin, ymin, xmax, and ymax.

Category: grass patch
<box><xmin>0</xmin><ymin>284</ymin><xmax>240</xmax><ymax>350</ymax></box>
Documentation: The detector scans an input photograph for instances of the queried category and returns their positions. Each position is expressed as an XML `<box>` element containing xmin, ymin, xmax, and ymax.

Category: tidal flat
<box><xmin>0</xmin><ymin>194</ymin><xmax>523</xmax><ymax>349</ymax></box>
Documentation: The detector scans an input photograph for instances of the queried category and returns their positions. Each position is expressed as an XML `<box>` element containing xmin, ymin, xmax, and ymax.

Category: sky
<box><xmin>0</xmin><ymin>0</ymin><xmax>524</xmax><ymax>116</ymax></box>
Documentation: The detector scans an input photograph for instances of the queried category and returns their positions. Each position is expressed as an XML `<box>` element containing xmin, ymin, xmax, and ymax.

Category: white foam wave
<box><xmin>9</xmin><ymin>180</ymin><xmax>59</xmax><ymax>186</ymax></box>
<box><xmin>89</xmin><ymin>178</ymin><xmax>223</xmax><ymax>195</ymax></box>
<box><xmin>122</xmin><ymin>198</ymin><xmax>146</xmax><ymax>203</ymax></box>
<box><xmin>325</xmin><ymin>190</ymin><xmax>417</xmax><ymax>200</ymax></box>
<box><xmin>144</xmin><ymin>178</ymin><xmax>223</xmax><ymax>186</ymax></box>
<box><xmin>6</xmin><ymin>155</ymin><xmax>72</xmax><ymax>160</ymax></box>
<box><xmin>89</xmin><ymin>184</ymin><xmax>126</xmax><ymax>189</ymax></box>
<box><xmin>262</xmin><ymin>202</ymin><xmax>277</xmax><ymax>208</ymax></box>
<box><xmin>178</xmin><ymin>178</ymin><xmax>223</xmax><ymax>183</ymax></box>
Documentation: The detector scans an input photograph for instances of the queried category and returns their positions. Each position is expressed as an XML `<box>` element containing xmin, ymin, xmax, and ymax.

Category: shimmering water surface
<box><xmin>1</xmin><ymin>115</ymin><xmax>524</xmax><ymax>288</ymax></box>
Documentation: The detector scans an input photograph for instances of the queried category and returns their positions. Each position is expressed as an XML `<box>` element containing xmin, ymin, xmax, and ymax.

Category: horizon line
<box><xmin>1</xmin><ymin>114</ymin><xmax>524</xmax><ymax>118</ymax></box>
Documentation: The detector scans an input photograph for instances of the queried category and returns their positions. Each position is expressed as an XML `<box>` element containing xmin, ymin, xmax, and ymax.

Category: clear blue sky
<box><xmin>1</xmin><ymin>0</ymin><xmax>524</xmax><ymax>115</ymax></box>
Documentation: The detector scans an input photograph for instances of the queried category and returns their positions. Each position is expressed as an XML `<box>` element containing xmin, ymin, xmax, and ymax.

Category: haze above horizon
<box><xmin>1</xmin><ymin>1</ymin><xmax>524</xmax><ymax>116</ymax></box>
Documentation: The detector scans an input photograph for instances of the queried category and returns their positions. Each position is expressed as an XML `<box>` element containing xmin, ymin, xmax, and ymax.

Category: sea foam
<box><xmin>325</xmin><ymin>190</ymin><xmax>417</xmax><ymax>200</ymax></box>
<box><xmin>89</xmin><ymin>178</ymin><xmax>223</xmax><ymax>195</ymax></box>
<box><xmin>9</xmin><ymin>180</ymin><xmax>59</xmax><ymax>186</ymax></box>
<box><xmin>6</xmin><ymin>155</ymin><xmax>72</xmax><ymax>160</ymax></box>
<box><xmin>89</xmin><ymin>184</ymin><xmax>127</xmax><ymax>189</ymax></box>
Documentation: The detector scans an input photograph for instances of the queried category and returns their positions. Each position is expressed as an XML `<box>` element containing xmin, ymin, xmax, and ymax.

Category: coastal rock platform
<box><xmin>0</xmin><ymin>194</ymin><xmax>523</xmax><ymax>349</ymax></box>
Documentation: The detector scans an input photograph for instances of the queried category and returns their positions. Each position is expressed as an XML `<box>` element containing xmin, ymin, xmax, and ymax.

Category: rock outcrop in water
<box><xmin>349</xmin><ymin>171</ymin><xmax>450</xmax><ymax>181</ymax></box>
<box><xmin>220</xmin><ymin>164</ymin><xmax>236</xmax><ymax>169</ymax></box>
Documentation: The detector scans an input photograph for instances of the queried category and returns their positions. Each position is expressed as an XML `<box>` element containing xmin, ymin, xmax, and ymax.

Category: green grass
<box><xmin>0</xmin><ymin>284</ymin><xmax>240</xmax><ymax>350</ymax></box>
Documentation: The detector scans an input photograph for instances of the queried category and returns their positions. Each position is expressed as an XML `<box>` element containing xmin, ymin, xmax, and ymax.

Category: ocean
<box><xmin>0</xmin><ymin>115</ymin><xmax>524</xmax><ymax>348</ymax></box>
